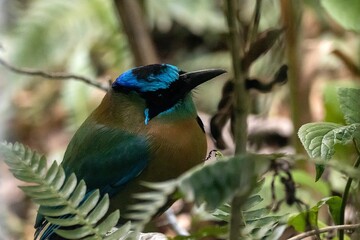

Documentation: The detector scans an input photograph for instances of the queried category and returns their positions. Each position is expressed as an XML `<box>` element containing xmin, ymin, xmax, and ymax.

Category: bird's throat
<box><xmin>144</xmin><ymin>94</ymin><xmax>197</xmax><ymax>124</ymax></box>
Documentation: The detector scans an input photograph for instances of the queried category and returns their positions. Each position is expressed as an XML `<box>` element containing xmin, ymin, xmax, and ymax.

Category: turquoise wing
<box><xmin>62</xmin><ymin>121</ymin><xmax>150</xmax><ymax>196</ymax></box>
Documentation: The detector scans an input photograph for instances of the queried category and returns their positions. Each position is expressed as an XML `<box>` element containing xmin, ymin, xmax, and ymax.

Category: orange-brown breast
<box><xmin>107</xmin><ymin>117</ymin><xmax>207</xmax><ymax>217</ymax></box>
<box><xmin>141</xmin><ymin>117</ymin><xmax>207</xmax><ymax>182</ymax></box>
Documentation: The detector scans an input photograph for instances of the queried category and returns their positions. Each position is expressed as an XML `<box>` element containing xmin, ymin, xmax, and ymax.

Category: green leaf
<box><xmin>298</xmin><ymin>122</ymin><xmax>359</xmax><ymax>180</ymax></box>
<box><xmin>315</xmin><ymin>196</ymin><xmax>342</xmax><ymax>225</ymax></box>
<box><xmin>103</xmin><ymin>221</ymin><xmax>131</xmax><ymax>240</ymax></box>
<box><xmin>288</xmin><ymin>210</ymin><xmax>318</xmax><ymax>232</ymax></box>
<box><xmin>265</xmin><ymin>225</ymin><xmax>287</xmax><ymax>240</ymax></box>
<box><xmin>68</xmin><ymin>180</ymin><xmax>87</xmax><ymax>207</ymax></box>
<box><xmin>338</xmin><ymin>88</ymin><xmax>360</xmax><ymax>124</ymax></box>
<box><xmin>288</xmin><ymin>196</ymin><xmax>342</xmax><ymax>232</ymax></box>
<box><xmin>211</xmin><ymin>176</ymin><xmax>285</xmax><ymax>239</ymax></box>
<box><xmin>59</xmin><ymin>173</ymin><xmax>78</xmax><ymax>199</ymax></box>
<box><xmin>55</xmin><ymin>225</ymin><xmax>93</xmax><ymax>239</ymax></box>
<box><xmin>321</xmin><ymin>0</ymin><xmax>360</xmax><ymax>32</ymax></box>
<box><xmin>86</xmin><ymin>194</ymin><xmax>110</xmax><ymax>225</ymax></box>
<box><xmin>127</xmin><ymin>181</ymin><xmax>177</xmax><ymax>232</ymax></box>
<box><xmin>95</xmin><ymin>210</ymin><xmax>120</xmax><ymax>235</ymax></box>
<box><xmin>45</xmin><ymin>161</ymin><xmax>60</xmax><ymax>183</ymax></box>
<box><xmin>179</xmin><ymin>154</ymin><xmax>270</xmax><ymax>210</ymax></box>
<box><xmin>243</xmin><ymin>208</ymin><xmax>269</xmax><ymax>220</ymax></box>
<box><xmin>243</xmin><ymin>195</ymin><xmax>264</xmax><ymax>210</ymax></box>
<box><xmin>34</xmin><ymin>197</ymin><xmax>66</xmax><ymax>207</ymax></box>
<box><xmin>39</xmin><ymin>206</ymin><xmax>72</xmax><ymax>217</ymax></box>
<box><xmin>298</xmin><ymin>122</ymin><xmax>340</xmax><ymax>159</ymax></box>
<box><xmin>77</xmin><ymin>190</ymin><xmax>101</xmax><ymax>217</ymax></box>
<box><xmin>246</xmin><ymin>215</ymin><xmax>283</xmax><ymax>226</ymax></box>
<box><xmin>212</xmin><ymin>208</ymin><xmax>230</xmax><ymax>222</ymax></box>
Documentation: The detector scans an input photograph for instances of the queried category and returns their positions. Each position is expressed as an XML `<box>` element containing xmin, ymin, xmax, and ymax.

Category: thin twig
<box><xmin>248</xmin><ymin>0</ymin><xmax>262</xmax><ymax>48</ymax></box>
<box><xmin>0</xmin><ymin>58</ymin><xmax>109</xmax><ymax>91</ymax></box>
<box><xmin>287</xmin><ymin>223</ymin><xmax>360</xmax><ymax>240</ymax></box>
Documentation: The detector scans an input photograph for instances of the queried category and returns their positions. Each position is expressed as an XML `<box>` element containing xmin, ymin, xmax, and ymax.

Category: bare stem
<box><xmin>339</xmin><ymin>140</ymin><xmax>360</xmax><ymax>240</ymax></box>
<box><xmin>225</xmin><ymin>0</ymin><xmax>249</xmax><ymax>239</ymax></box>
<box><xmin>0</xmin><ymin>58</ymin><xmax>108</xmax><ymax>91</ymax></box>
<box><xmin>280</xmin><ymin>0</ymin><xmax>305</xmax><ymax>153</ymax></box>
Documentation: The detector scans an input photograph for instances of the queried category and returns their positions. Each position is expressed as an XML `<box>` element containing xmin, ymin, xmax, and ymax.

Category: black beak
<box><xmin>180</xmin><ymin>69</ymin><xmax>226</xmax><ymax>91</ymax></box>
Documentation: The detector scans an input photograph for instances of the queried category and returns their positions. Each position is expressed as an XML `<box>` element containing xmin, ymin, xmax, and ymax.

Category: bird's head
<box><xmin>112</xmin><ymin>64</ymin><xmax>225</xmax><ymax>124</ymax></box>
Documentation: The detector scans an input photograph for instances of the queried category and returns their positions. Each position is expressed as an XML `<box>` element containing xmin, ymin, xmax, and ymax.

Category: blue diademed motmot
<box><xmin>34</xmin><ymin>64</ymin><xmax>225</xmax><ymax>239</ymax></box>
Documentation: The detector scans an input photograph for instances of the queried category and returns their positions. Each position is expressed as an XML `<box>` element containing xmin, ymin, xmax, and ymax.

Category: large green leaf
<box><xmin>321</xmin><ymin>0</ymin><xmax>360</xmax><ymax>32</ymax></box>
<box><xmin>298</xmin><ymin>122</ymin><xmax>359</xmax><ymax>180</ymax></box>
<box><xmin>338</xmin><ymin>88</ymin><xmax>360</xmax><ymax>125</ymax></box>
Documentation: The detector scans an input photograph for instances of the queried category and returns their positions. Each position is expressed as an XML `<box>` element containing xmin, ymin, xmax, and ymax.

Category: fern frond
<box><xmin>0</xmin><ymin>142</ymin><xmax>127</xmax><ymax>240</ymax></box>
<box><xmin>128</xmin><ymin>154</ymin><xmax>272</xmax><ymax>233</ymax></box>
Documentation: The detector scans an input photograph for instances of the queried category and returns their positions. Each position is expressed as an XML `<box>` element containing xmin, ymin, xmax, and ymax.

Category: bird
<box><xmin>34</xmin><ymin>63</ymin><xmax>225</xmax><ymax>239</ymax></box>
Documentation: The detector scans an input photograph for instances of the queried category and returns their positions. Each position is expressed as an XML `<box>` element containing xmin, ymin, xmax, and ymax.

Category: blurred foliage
<box><xmin>145</xmin><ymin>0</ymin><xmax>226</xmax><ymax>34</ymax></box>
<box><xmin>5</xmin><ymin>0</ymin><xmax>130</xmax><ymax>70</ymax></box>
<box><xmin>321</xmin><ymin>0</ymin><xmax>360</xmax><ymax>32</ymax></box>
<box><xmin>1</xmin><ymin>0</ymin><xmax>134</xmax><ymax>140</ymax></box>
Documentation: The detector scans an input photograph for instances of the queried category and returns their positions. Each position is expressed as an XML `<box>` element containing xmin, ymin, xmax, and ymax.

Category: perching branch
<box><xmin>287</xmin><ymin>223</ymin><xmax>360</xmax><ymax>240</ymax></box>
<box><xmin>0</xmin><ymin>58</ymin><xmax>109</xmax><ymax>91</ymax></box>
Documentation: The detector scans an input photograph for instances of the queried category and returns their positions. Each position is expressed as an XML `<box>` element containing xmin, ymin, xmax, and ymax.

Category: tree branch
<box><xmin>287</xmin><ymin>223</ymin><xmax>360</xmax><ymax>240</ymax></box>
<box><xmin>280</xmin><ymin>0</ymin><xmax>307</xmax><ymax>153</ymax></box>
<box><xmin>113</xmin><ymin>0</ymin><xmax>160</xmax><ymax>66</ymax></box>
<box><xmin>0</xmin><ymin>58</ymin><xmax>109</xmax><ymax>91</ymax></box>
